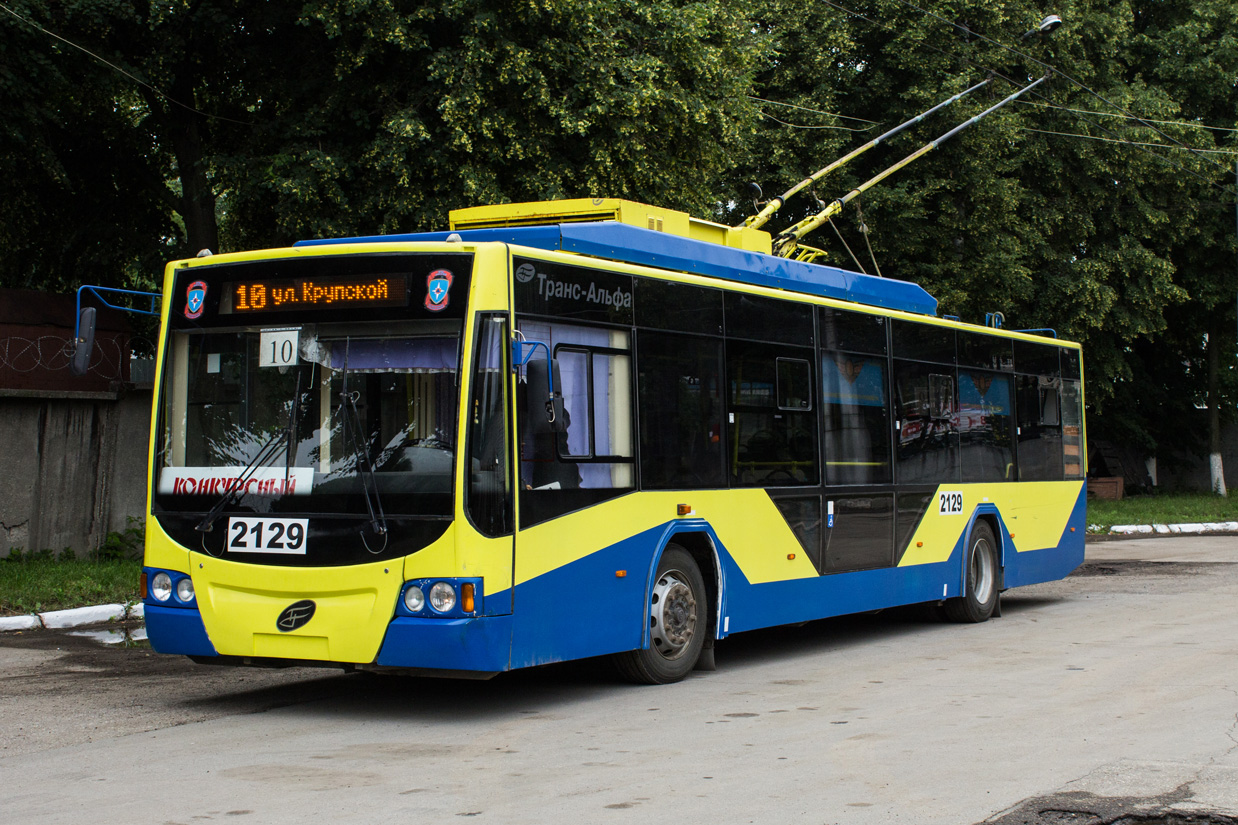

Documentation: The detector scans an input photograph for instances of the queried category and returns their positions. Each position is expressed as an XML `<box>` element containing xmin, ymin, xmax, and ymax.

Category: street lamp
<box><xmin>1022</xmin><ymin>14</ymin><xmax>1063</xmax><ymax>38</ymax></box>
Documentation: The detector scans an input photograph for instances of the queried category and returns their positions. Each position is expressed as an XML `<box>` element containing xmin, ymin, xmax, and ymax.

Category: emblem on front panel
<box><xmin>425</xmin><ymin>269</ymin><xmax>453</xmax><ymax>311</ymax></box>
<box><xmin>185</xmin><ymin>280</ymin><xmax>207</xmax><ymax>319</ymax></box>
<box><xmin>276</xmin><ymin>599</ymin><xmax>316</xmax><ymax>632</ymax></box>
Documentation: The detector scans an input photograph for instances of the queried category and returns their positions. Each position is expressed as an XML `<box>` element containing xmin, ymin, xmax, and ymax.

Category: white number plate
<box><xmin>259</xmin><ymin>328</ymin><xmax>300</xmax><ymax>368</ymax></box>
<box><xmin>938</xmin><ymin>491</ymin><xmax>964</xmax><ymax>515</ymax></box>
<box><xmin>226</xmin><ymin>517</ymin><xmax>309</xmax><ymax>554</ymax></box>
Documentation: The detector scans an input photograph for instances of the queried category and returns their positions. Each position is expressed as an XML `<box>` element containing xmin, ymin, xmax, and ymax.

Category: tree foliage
<box><xmin>2</xmin><ymin>0</ymin><xmax>1237</xmax><ymax>464</ymax></box>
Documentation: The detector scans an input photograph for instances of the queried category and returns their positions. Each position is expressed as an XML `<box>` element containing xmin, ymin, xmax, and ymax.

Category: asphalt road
<box><xmin>2</xmin><ymin>536</ymin><xmax>1237</xmax><ymax>825</ymax></box>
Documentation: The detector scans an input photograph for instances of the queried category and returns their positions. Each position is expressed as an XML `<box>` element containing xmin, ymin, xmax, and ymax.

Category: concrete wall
<box><xmin>0</xmin><ymin>389</ymin><xmax>151</xmax><ymax>557</ymax></box>
<box><xmin>1136</xmin><ymin>421</ymin><xmax>1238</xmax><ymax>494</ymax></box>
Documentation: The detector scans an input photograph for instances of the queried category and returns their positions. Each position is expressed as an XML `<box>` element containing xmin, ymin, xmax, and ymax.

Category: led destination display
<box><xmin>222</xmin><ymin>274</ymin><xmax>409</xmax><ymax>313</ymax></box>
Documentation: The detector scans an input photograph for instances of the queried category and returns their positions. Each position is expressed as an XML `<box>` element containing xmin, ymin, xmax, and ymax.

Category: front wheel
<box><xmin>944</xmin><ymin>521</ymin><xmax>999</xmax><ymax>623</ymax></box>
<box><xmin>613</xmin><ymin>545</ymin><xmax>708</xmax><ymax>684</ymax></box>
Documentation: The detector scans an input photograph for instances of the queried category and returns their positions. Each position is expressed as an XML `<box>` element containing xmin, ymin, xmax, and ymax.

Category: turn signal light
<box><xmin>461</xmin><ymin>583</ymin><xmax>475</xmax><ymax>613</ymax></box>
<box><xmin>677</xmin><ymin>503</ymin><xmax>694</xmax><ymax>516</ymax></box>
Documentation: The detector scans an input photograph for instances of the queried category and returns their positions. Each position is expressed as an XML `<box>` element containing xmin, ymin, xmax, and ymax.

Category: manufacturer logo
<box><xmin>424</xmin><ymin>269</ymin><xmax>453</xmax><ymax>311</ymax></box>
<box><xmin>276</xmin><ymin>599</ymin><xmax>316</xmax><ymax>632</ymax></box>
<box><xmin>515</xmin><ymin>263</ymin><xmax>537</xmax><ymax>284</ymax></box>
<box><xmin>185</xmin><ymin>280</ymin><xmax>207</xmax><ymax>319</ymax></box>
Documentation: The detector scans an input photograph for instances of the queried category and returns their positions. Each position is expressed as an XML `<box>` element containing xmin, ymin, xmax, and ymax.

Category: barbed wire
<box><xmin>0</xmin><ymin>335</ymin><xmax>127</xmax><ymax>380</ymax></box>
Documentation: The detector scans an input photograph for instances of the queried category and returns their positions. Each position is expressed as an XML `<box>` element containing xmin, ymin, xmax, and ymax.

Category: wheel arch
<box><xmin>964</xmin><ymin>509</ymin><xmax>1006</xmax><ymax>592</ymax></box>
<box><xmin>642</xmin><ymin>525</ymin><xmax>724</xmax><ymax>650</ymax></box>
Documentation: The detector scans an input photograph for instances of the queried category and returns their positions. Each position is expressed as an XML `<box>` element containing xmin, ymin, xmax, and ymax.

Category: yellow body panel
<box><xmin>515</xmin><ymin>490</ymin><xmax>817</xmax><ymax>587</ymax></box>
<box><xmin>899</xmin><ymin>481</ymin><xmax>1083</xmax><ymax>567</ymax></box>
<box><xmin>193</xmin><ymin>552</ymin><xmax>403</xmax><ymax>662</ymax></box>
<box><xmin>449</xmin><ymin>198</ymin><xmax>773</xmax><ymax>254</ymax></box>
<box><xmin>145</xmin><ymin>515</ymin><xmax>191</xmax><ymax>573</ymax></box>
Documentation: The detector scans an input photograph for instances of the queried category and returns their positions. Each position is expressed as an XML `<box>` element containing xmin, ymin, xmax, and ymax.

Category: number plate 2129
<box><xmin>226</xmin><ymin>517</ymin><xmax>309</xmax><ymax>554</ymax></box>
<box><xmin>938</xmin><ymin>491</ymin><xmax>964</xmax><ymax>515</ymax></box>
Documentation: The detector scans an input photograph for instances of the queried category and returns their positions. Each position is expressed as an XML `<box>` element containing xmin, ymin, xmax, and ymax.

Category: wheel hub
<box><xmin>650</xmin><ymin>571</ymin><xmax>697</xmax><ymax>659</ymax></box>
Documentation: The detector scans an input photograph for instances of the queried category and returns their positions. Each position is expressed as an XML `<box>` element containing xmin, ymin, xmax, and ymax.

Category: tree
<box><xmin>2</xmin><ymin>0</ymin><xmax>766</xmax><ymax>284</ymax></box>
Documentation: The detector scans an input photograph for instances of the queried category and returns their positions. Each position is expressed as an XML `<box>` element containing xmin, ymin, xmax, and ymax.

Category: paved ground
<box><xmin>1</xmin><ymin>536</ymin><xmax>1236</xmax><ymax>824</ymax></box>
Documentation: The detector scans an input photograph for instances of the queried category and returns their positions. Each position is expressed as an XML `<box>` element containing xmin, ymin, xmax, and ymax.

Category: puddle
<box><xmin>68</xmin><ymin>625</ymin><xmax>148</xmax><ymax>646</ymax></box>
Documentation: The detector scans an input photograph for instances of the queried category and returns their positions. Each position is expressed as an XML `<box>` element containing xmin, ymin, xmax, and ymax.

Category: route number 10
<box><xmin>259</xmin><ymin>329</ymin><xmax>300</xmax><ymax>368</ymax></box>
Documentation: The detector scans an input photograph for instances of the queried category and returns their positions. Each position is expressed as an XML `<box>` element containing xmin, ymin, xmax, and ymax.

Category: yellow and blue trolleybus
<box><xmin>141</xmin><ymin>198</ymin><xmax>1086</xmax><ymax>683</ymax></box>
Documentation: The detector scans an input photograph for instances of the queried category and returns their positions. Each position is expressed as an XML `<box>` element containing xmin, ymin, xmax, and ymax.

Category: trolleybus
<box><xmin>140</xmin><ymin>198</ymin><xmax>1086</xmax><ymax>683</ymax></box>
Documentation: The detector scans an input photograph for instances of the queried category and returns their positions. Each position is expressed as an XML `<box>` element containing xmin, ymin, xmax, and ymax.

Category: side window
<box><xmin>821</xmin><ymin>351</ymin><xmax>891</xmax><ymax>485</ymax></box>
<box><xmin>1062</xmin><ymin>376</ymin><xmax>1084</xmax><ymax>479</ymax></box>
<box><xmin>959</xmin><ymin>370</ymin><xmax>1014</xmax><ymax>482</ymax></box>
<box><xmin>555</xmin><ymin>344</ymin><xmax>635</xmax><ymax>483</ymax></box>
<box><xmin>895</xmin><ymin>361</ymin><xmax>959</xmax><ymax>484</ymax></box>
<box><xmin>465</xmin><ymin>315</ymin><xmax>511</xmax><ymax>537</ymax></box>
<box><xmin>727</xmin><ymin>341</ymin><xmax>818</xmax><ymax>486</ymax></box>
<box><xmin>517</xmin><ymin>320</ymin><xmax>634</xmax><ymax>528</ymax></box>
<box><xmin>1016</xmin><ymin>373</ymin><xmax>1064</xmax><ymax>481</ymax></box>
<box><xmin>777</xmin><ymin>358</ymin><xmax>813</xmax><ymax>411</ymax></box>
<box><xmin>637</xmin><ymin>332</ymin><xmax>725</xmax><ymax>489</ymax></box>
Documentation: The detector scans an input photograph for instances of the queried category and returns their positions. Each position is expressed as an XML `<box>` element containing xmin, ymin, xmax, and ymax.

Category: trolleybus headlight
<box><xmin>428</xmin><ymin>582</ymin><xmax>456</xmax><ymax>613</ymax></box>
<box><xmin>403</xmin><ymin>585</ymin><xmax>426</xmax><ymax>613</ymax></box>
<box><xmin>151</xmin><ymin>572</ymin><xmax>173</xmax><ymax>602</ymax></box>
<box><xmin>176</xmin><ymin>577</ymin><xmax>195</xmax><ymax>603</ymax></box>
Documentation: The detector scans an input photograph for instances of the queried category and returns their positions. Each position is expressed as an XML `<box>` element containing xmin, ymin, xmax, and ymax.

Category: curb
<box><xmin>1108</xmin><ymin>521</ymin><xmax>1238</xmax><ymax>536</ymax></box>
<box><xmin>0</xmin><ymin>602</ymin><xmax>144</xmax><ymax>633</ymax></box>
<box><xmin>1092</xmin><ymin>522</ymin><xmax>1238</xmax><ymax>538</ymax></box>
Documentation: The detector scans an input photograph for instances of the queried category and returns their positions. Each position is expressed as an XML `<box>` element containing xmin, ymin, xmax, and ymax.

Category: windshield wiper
<box><xmin>338</xmin><ymin>341</ymin><xmax>388</xmax><ymax>537</ymax></box>
<box><xmin>197</xmin><ymin>370</ymin><xmax>304</xmax><ymax>534</ymax></box>
<box><xmin>195</xmin><ymin>428</ymin><xmax>290</xmax><ymax>533</ymax></box>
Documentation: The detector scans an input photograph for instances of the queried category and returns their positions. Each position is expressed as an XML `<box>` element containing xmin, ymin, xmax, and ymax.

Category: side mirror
<box><xmin>70</xmin><ymin>306</ymin><xmax>97</xmax><ymax>376</ymax></box>
<box><xmin>526</xmin><ymin>357</ymin><xmax>566</xmax><ymax>433</ymax></box>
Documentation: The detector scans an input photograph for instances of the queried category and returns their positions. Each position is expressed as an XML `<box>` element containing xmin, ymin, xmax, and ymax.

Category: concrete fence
<box><xmin>0</xmin><ymin>389</ymin><xmax>151</xmax><ymax>558</ymax></box>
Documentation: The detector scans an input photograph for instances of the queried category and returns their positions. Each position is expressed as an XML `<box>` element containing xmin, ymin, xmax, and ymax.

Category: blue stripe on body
<box><xmin>145</xmin><ymin>604</ymin><xmax>218</xmax><ymax>657</ymax></box>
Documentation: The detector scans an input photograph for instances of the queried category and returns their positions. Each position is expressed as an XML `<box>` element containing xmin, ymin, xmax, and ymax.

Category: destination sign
<box><xmin>221</xmin><ymin>275</ymin><xmax>409</xmax><ymax>314</ymax></box>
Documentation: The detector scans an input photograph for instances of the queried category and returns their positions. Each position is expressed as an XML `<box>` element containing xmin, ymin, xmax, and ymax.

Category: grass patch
<box><xmin>0</xmin><ymin>555</ymin><xmax>141</xmax><ymax>616</ymax></box>
<box><xmin>1087</xmin><ymin>492</ymin><xmax>1238</xmax><ymax>532</ymax></box>
<box><xmin>1</xmin><ymin>520</ymin><xmax>144</xmax><ymax>616</ymax></box>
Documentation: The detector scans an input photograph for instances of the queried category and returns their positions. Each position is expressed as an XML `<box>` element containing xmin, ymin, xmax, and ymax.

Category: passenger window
<box><xmin>959</xmin><ymin>370</ymin><xmax>1014</xmax><ymax>482</ymax></box>
<box><xmin>895</xmin><ymin>361</ymin><xmax>960</xmax><ymax>484</ymax></box>
<box><xmin>637</xmin><ymin>331</ymin><xmax>725</xmax><ymax>489</ymax></box>
<box><xmin>777</xmin><ymin>358</ymin><xmax>812</xmax><ymax>411</ymax></box>
<box><xmin>728</xmin><ymin>342</ymin><xmax>818</xmax><ymax>486</ymax></box>
<box><xmin>821</xmin><ymin>352</ymin><xmax>891</xmax><ymax>485</ymax></box>
<box><xmin>1016</xmin><ymin>374</ymin><xmax>1063</xmax><ymax>480</ymax></box>
<box><xmin>1061</xmin><ymin>379</ymin><xmax>1084</xmax><ymax>479</ymax></box>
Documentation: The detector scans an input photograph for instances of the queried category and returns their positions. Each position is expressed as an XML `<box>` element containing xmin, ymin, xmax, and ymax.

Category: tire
<box><xmin>614</xmin><ymin>545</ymin><xmax>709</xmax><ymax>684</ymax></box>
<box><xmin>943</xmin><ymin>521</ymin><xmax>999</xmax><ymax>623</ymax></box>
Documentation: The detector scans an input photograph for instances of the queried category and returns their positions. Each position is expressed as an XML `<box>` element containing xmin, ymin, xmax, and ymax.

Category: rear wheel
<box><xmin>614</xmin><ymin>545</ymin><xmax>708</xmax><ymax>684</ymax></box>
<box><xmin>944</xmin><ymin>521</ymin><xmax>999</xmax><ymax>623</ymax></box>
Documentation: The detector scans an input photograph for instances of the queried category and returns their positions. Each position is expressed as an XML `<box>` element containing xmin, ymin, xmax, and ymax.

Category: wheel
<box><xmin>944</xmin><ymin>521</ymin><xmax>999</xmax><ymax>623</ymax></box>
<box><xmin>613</xmin><ymin>545</ymin><xmax>709</xmax><ymax>684</ymax></box>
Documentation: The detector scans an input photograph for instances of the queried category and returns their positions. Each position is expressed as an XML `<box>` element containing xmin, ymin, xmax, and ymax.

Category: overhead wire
<box><xmin>759</xmin><ymin>111</ymin><xmax>877</xmax><ymax>132</ymax></box>
<box><xmin>815</xmin><ymin>0</ymin><xmax>1237</xmax><ymax>197</ymax></box>
<box><xmin>827</xmin><ymin>217</ymin><xmax>869</xmax><ymax>274</ymax></box>
<box><xmin>1015</xmin><ymin>99</ymin><xmax>1238</xmax><ymax>134</ymax></box>
<box><xmin>748</xmin><ymin>96</ymin><xmax>881</xmax><ymax>124</ymax></box>
<box><xmin>1022</xmin><ymin>128</ymin><xmax>1238</xmax><ymax>156</ymax></box>
<box><xmin>885</xmin><ymin>0</ymin><xmax>1236</xmax><ymax>181</ymax></box>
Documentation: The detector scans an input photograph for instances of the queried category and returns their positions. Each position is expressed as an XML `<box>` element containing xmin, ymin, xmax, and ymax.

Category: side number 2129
<box><xmin>938</xmin><ymin>491</ymin><xmax>964</xmax><ymax>515</ymax></box>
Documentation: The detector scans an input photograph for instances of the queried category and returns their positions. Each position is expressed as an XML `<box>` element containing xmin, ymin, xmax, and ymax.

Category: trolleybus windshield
<box><xmin>150</xmin><ymin>253</ymin><xmax>472</xmax><ymax>563</ymax></box>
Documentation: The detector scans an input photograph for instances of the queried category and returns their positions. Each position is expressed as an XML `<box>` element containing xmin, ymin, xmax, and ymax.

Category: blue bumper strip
<box><xmin>144</xmin><ymin>604</ymin><xmax>218</xmax><ymax>657</ymax></box>
<box><xmin>376</xmin><ymin>614</ymin><xmax>514</xmax><ymax>671</ymax></box>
